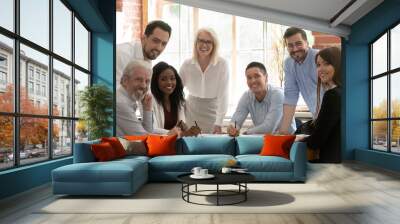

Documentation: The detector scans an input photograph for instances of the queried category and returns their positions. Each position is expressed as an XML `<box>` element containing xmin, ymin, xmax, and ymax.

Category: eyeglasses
<box><xmin>197</xmin><ymin>38</ymin><xmax>213</xmax><ymax>45</ymax></box>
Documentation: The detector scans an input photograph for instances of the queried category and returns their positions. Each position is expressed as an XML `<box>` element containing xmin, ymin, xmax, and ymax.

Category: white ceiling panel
<box><xmin>173</xmin><ymin>0</ymin><xmax>384</xmax><ymax>37</ymax></box>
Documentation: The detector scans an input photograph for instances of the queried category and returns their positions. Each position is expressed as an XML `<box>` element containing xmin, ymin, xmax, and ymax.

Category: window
<box><xmin>0</xmin><ymin>71</ymin><xmax>7</xmax><ymax>83</ymax></box>
<box><xmin>0</xmin><ymin>0</ymin><xmax>91</xmax><ymax>170</ymax></box>
<box><xmin>370</xmin><ymin>23</ymin><xmax>400</xmax><ymax>154</ymax></box>
<box><xmin>28</xmin><ymin>67</ymin><xmax>34</xmax><ymax>80</ymax></box>
<box><xmin>0</xmin><ymin>54</ymin><xmax>7</xmax><ymax>87</ymax></box>
<box><xmin>28</xmin><ymin>81</ymin><xmax>34</xmax><ymax>94</ymax></box>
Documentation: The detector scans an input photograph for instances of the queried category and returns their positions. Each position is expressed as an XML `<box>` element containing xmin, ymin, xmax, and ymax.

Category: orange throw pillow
<box><xmin>260</xmin><ymin>135</ymin><xmax>296</xmax><ymax>159</ymax></box>
<box><xmin>91</xmin><ymin>142</ymin><xmax>117</xmax><ymax>161</ymax></box>
<box><xmin>146</xmin><ymin>135</ymin><xmax>177</xmax><ymax>157</ymax></box>
<box><xmin>124</xmin><ymin>135</ymin><xmax>148</xmax><ymax>141</ymax></box>
<box><xmin>101</xmin><ymin>137</ymin><xmax>126</xmax><ymax>158</ymax></box>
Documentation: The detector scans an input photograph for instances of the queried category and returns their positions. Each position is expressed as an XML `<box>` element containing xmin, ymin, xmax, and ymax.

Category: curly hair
<box><xmin>151</xmin><ymin>62</ymin><xmax>185</xmax><ymax>116</ymax></box>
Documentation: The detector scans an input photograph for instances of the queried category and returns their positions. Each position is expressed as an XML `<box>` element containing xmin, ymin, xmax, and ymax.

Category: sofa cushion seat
<box><xmin>52</xmin><ymin>158</ymin><xmax>148</xmax><ymax>195</ymax></box>
<box><xmin>53</xmin><ymin>159</ymin><xmax>146</xmax><ymax>183</ymax></box>
<box><xmin>149</xmin><ymin>154</ymin><xmax>235</xmax><ymax>172</ymax></box>
<box><xmin>235</xmin><ymin>155</ymin><xmax>293</xmax><ymax>172</ymax></box>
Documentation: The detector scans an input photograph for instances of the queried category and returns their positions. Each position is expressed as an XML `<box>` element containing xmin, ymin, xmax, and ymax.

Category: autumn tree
<box><xmin>0</xmin><ymin>84</ymin><xmax>60</xmax><ymax>151</ymax></box>
<box><xmin>372</xmin><ymin>99</ymin><xmax>400</xmax><ymax>143</ymax></box>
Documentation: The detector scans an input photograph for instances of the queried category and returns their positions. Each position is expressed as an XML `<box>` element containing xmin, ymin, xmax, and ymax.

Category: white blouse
<box><xmin>179</xmin><ymin>57</ymin><xmax>229</xmax><ymax>126</ymax></box>
<box><xmin>152</xmin><ymin>100</ymin><xmax>186</xmax><ymax>134</ymax></box>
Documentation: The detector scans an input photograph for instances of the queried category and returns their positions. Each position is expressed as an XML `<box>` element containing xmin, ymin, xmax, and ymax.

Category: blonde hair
<box><xmin>121</xmin><ymin>60</ymin><xmax>152</xmax><ymax>85</ymax></box>
<box><xmin>192</xmin><ymin>27</ymin><xmax>220</xmax><ymax>65</ymax></box>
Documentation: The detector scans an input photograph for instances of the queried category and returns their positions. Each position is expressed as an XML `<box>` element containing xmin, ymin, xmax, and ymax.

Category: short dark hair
<box><xmin>144</xmin><ymin>20</ymin><xmax>172</xmax><ymax>37</ymax></box>
<box><xmin>283</xmin><ymin>27</ymin><xmax>307</xmax><ymax>42</ymax></box>
<box><xmin>151</xmin><ymin>62</ymin><xmax>185</xmax><ymax>117</ymax></box>
<box><xmin>246</xmin><ymin>62</ymin><xmax>267</xmax><ymax>75</ymax></box>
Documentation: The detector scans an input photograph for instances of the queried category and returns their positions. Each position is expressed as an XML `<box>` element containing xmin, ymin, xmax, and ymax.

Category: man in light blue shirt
<box><xmin>227</xmin><ymin>62</ymin><xmax>295</xmax><ymax>136</ymax></box>
<box><xmin>278</xmin><ymin>27</ymin><xmax>321</xmax><ymax>134</ymax></box>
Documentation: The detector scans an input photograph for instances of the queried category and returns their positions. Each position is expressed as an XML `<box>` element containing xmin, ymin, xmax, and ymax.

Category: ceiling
<box><xmin>173</xmin><ymin>0</ymin><xmax>384</xmax><ymax>37</ymax></box>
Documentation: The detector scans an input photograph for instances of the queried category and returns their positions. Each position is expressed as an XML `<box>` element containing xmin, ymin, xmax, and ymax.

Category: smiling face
<box><xmin>142</xmin><ymin>27</ymin><xmax>170</xmax><ymax>60</ymax></box>
<box><xmin>246</xmin><ymin>67</ymin><xmax>267</xmax><ymax>94</ymax></box>
<box><xmin>316</xmin><ymin>55</ymin><xmax>335</xmax><ymax>86</ymax></box>
<box><xmin>285</xmin><ymin>33</ymin><xmax>309</xmax><ymax>63</ymax></box>
<box><xmin>122</xmin><ymin>67</ymin><xmax>151</xmax><ymax>101</ymax></box>
<box><xmin>196</xmin><ymin>31</ymin><xmax>214</xmax><ymax>58</ymax></box>
<box><xmin>157</xmin><ymin>68</ymin><xmax>176</xmax><ymax>96</ymax></box>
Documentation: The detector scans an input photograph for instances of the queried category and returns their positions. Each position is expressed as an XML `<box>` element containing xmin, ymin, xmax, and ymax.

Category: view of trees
<box><xmin>372</xmin><ymin>99</ymin><xmax>400</xmax><ymax>146</ymax></box>
<box><xmin>0</xmin><ymin>85</ymin><xmax>59</xmax><ymax>151</ymax></box>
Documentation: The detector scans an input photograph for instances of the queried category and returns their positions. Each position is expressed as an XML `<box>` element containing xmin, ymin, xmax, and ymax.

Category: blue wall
<box><xmin>0</xmin><ymin>0</ymin><xmax>115</xmax><ymax>200</ymax></box>
<box><xmin>344</xmin><ymin>0</ymin><xmax>400</xmax><ymax>171</ymax></box>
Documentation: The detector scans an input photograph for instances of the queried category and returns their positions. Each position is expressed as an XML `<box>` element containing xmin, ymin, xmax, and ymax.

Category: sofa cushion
<box><xmin>236</xmin><ymin>155</ymin><xmax>293</xmax><ymax>172</ymax></box>
<box><xmin>148</xmin><ymin>154</ymin><xmax>235</xmax><ymax>172</ymax></box>
<box><xmin>177</xmin><ymin>136</ymin><xmax>235</xmax><ymax>155</ymax></box>
<box><xmin>118</xmin><ymin>138</ymin><xmax>147</xmax><ymax>156</ymax></box>
<box><xmin>236</xmin><ymin>135</ymin><xmax>263</xmax><ymax>155</ymax></box>
<box><xmin>260</xmin><ymin>135</ymin><xmax>295</xmax><ymax>159</ymax></box>
<box><xmin>101</xmin><ymin>137</ymin><xmax>127</xmax><ymax>158</ymax></box>
<box><xmin>91</xmin><ymin>142</ymin><xmax>118</xmax><ymax>161</ymax></box>
<box><xmin>147</xmin><ymin>135</ymin><xmax>177</xmax><ymax>157</ymax></box>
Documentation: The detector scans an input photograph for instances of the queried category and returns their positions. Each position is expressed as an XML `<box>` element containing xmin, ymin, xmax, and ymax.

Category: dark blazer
<box><xmin>306</xmin><ymin>86</ymin><xmax>341</xmax><ymax>163</ymax></box>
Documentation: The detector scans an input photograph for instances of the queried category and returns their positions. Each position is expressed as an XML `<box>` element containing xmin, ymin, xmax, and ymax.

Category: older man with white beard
<box><xmin>117</xmin><ymin>60</ymin><xmax>153</xmax><ymax>136</ymax></box>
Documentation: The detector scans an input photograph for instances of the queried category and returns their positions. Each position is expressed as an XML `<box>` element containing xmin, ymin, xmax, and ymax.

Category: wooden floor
<box><xmin>1</xmin><ymin>162</ymin><xmax>400</xmax><ymax>224</ymax></box>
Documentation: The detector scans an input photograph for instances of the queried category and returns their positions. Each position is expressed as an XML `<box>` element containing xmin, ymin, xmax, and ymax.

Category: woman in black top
<box><xmin>296</xmin><ymin>47</ymin><xmax>341</xmax><ymax>163</ymax></box>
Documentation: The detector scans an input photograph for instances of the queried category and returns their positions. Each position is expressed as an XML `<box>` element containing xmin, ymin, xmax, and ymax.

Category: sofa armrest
<box><xmin>73</xmin><ymin>140</ymin><xmax>100</xmax><ymax>163</ymax></box>
<box><xmin>289</xmin><ymin>142</ymin><xmax>307</xmax><ymax>181</ymax></box>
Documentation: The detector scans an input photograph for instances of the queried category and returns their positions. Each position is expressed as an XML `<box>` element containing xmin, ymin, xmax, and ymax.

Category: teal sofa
<box><xmin>52</xmin><ymin>135</ymin><xmax>307</xmax><ymax>196</ymax></box>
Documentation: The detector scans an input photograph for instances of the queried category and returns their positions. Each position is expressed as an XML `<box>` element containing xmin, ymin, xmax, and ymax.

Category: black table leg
<box><xmin>217</xmin><ymin>184</ymin><xmax>220</xmax><ymax>206</ymax></box>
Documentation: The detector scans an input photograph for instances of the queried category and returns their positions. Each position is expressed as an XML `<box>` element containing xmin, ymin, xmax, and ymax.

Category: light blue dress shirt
<box><xmin>283</xmin><ymin>48</ymin><xmax>323</xmax><ymax>117</ymax></box>
<box><xmin>231</xmin><ymin>84</ymin><xmax>295</xmax><ymax>134</ymax></box>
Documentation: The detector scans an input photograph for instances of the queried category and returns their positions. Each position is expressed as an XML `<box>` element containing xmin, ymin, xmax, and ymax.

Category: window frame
<box><xmin>0</xmin><ymin>0</ymin><xmax>92</xmax><ymax>171</ymax></box>
<box><xmin>370</xmin><ymin>20</ymin><xmax>400</xmax><ymax>154</ymax></box>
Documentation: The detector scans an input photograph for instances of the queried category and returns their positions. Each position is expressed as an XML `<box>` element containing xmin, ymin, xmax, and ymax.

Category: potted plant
<box><xmin>79</xmin><ymin>84</ymin><xmax>113</xmax><ymax>140</ymax></box>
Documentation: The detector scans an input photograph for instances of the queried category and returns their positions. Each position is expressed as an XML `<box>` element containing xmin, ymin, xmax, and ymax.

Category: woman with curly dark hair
<box><xmin>151</xmin><ymin>62</ymin><xmax>186</xmax><ymax>134</ymax></box>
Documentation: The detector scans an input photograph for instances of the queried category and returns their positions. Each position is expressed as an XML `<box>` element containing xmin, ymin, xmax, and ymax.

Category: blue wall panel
<box><xmin>0</xmin><ymin>158</ymin><xmax>72</xmax><ymax>199</ymax></box>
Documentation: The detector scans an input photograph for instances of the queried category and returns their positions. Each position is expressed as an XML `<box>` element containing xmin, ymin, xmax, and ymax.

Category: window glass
<box><xmin>20</xmin><ymin>0</ymin><xmax>49</xmax><ymax>49</ymax></box>
<box><xmin>372</xmin><ymin>33</ymin><xmax>387</xmax><ymax>76</ymax></box>
<box><xmin>20</xmin><ymin>44</ymin><xmax>49</xmax><ymax>115</ymax></box>
<box><xmin>0</xmin><ymin>0</ymin><xmax>14</xmax><ymax>31</ymax></box>
<box><xmin>372</xmin><ymin>77</ymin><xmax>387</xmax><ymax>119</ymax></box>
<box><xmin>391</xmin><ymin>120</ymin><xmax>400</xmax><ymax>153</ymax></box>
<box><xmin>74</xmin><ymin>69</ymin><xmax>89</xmax><ymax>118</ymax></box>
<box><xmin>53</xmin><ymin>0</ymin><xmax>72</xmax><ymax>60</ymax></box>
<box><xmin>0</xmin><ymin>35</ymin><xmax>14</xmax><ymax>113</ymax></box>
<box><xmin>391</xmin><ymin>72</ymin><xmax>400</xmax><ymax>118</ymax></box>
<box><xmin>74</xmin><ymin>18</ymin><xmax>89</xmax><ymax>70</ymax></box>
<box><xmin>53</xmin><ymin>59</ymin><xmax>72</xmax><ymax>117</ymax></box>
<box><xmin>53</xmin><ymin>119</ymin><xmax>72</xmax><ymax>158</ymax></box>
<box><xmin>0</xmin><ymin>116</ymin><xmax>13</xmax><ymax>170</ymax></box>
<box><xmin>391</xmin><ymin>24</ymin><xmax>400</xmax><ymax>70</ymax></box>
<box><xmin>75</xmin><ymin>120</ymin><xmax>88</xmax><ymax>143</ymax></box>
<box><xmin>372</xmin><ymin>121</ymin><xmax>388</xmax><ymax>151</ymax></box>
<box><xmin>20</xmin><ymin>117</ymin><xmax>49</xmax><ymax>165</ymax></box>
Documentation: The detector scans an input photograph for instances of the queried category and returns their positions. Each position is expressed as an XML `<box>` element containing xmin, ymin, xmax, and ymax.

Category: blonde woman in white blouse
<box><xmin>179</xmin><ymin>28</ymin><xmax>229</xmax><ymax>134</ymax></box>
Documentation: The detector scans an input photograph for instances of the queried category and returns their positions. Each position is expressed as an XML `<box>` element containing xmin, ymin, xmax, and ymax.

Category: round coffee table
<box><xmin>177</xmin><ymin>172</ymin><xmax>255</xmax><ymax>206</ymax></box>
